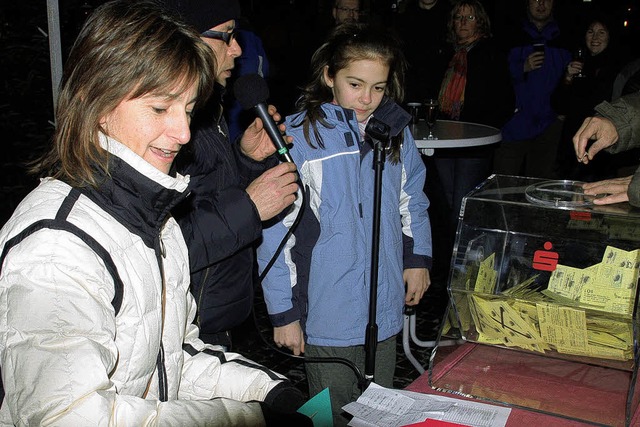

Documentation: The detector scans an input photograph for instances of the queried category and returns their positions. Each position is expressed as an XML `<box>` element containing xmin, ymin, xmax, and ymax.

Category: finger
<box><xmin>583</xmin><ymin>181</ymin><xmax>624</xmax><ymax>196</ymax></box>
<box><xmin>581</xmin><ymin>181</ymin><xmax>606</xmax><ymax>192</ymax></box>
<box><xmin>582</xmin><ymin>183</ymin><xmax>611</xmax><ymax>195</ymax></box>
<box><xmin>405</xmin><ymin>293</ymin><xmax>417</xmax><ymax>305</ymax></box>
<box><xmin>253</xmin><ymin>116</ymin><xmax>264</xmax><ymax>130</ymax></box>
<box><xmin>274</xmin><ymin>161</ymin><xmax>297</xmax><ymax>176</ymax></box>
<box><xmin>593</xmin><ymin>192</ymin><xmax>627</xmax><ymax>205</ymax></box>
<box><xmin>572</xmin><ymin>118</ymin><xmax>592</xmax><ymax>159</ymax></box>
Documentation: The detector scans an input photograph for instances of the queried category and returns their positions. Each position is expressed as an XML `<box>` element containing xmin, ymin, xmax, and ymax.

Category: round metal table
<box><xmin>403</xmin><ymin>119</ymin><xmax>502</xmax><ymax>373</ymax></box>
<box><xmin>412</xmin><ymin>119</ymin><xmax>502</xmax><ymax>155</ymax></box>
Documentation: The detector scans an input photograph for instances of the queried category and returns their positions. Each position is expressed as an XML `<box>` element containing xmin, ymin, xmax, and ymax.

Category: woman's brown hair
<box><xmin>33</xmin><ymin>0</ymin><xmax>216</xmax><ymax>187</ymax></box>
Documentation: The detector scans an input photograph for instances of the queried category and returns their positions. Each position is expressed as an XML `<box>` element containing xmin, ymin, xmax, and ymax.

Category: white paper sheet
<box><xmin>343</xmin><ymin>382</ymin><xmax>511</xmax><ymax>427</ymax></box>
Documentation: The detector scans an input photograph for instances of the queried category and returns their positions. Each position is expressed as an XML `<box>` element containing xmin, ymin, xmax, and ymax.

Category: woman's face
<box><xmin>100</xmin><ymin>81</ymin><xmax>198</xmax><ymax>174</ymax></box>
<box><xmin>323</xmin><ymin>58</ymin><xmax>389</xmax><ymax>123</ymax></box>
<box><xmin>453</xmin><ymin>5</ymin><xmax>480</xmax><ymax>46</ymax></box>
<box><xmin>585</xmin><ymin>22</ymin><xmax>609</xmax><ymax>56</ymax></box>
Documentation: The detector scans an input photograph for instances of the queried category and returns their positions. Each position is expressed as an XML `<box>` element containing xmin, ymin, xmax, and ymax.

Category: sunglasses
<box><xmin>201</xmin><ymin>29</ymin><xmax>237</xmax><ymax>46</ymax></box>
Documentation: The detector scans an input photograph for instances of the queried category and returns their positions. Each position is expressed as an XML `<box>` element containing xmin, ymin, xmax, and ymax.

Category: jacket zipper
<box><xmin>155</xmin><ymin>233</ymin><xmax>169</xmax><ymax>401</ymax></box>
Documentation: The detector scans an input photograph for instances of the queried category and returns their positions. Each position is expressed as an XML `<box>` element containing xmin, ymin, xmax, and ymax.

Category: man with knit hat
<box><xmin>168</xmin><ymin>0</ymin><xmax>299</xmax><ymax>351</ymax></box>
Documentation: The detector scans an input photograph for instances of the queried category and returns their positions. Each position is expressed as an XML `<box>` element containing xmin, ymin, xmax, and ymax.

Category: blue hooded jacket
<box><xmin>257</xmin><ymin>103</ymin><xmax>432</xmax><ymax>347</ymax></box>
<box><xmin>501</xmin><ymin>19</ymin><xmax>571</xmax><ymax>141</ymax></box>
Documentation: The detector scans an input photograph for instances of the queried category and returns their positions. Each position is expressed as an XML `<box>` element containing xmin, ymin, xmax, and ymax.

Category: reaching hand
<box><xmin>246</xmin><ymin>162</ymin><xmax>298</xmax><ymax>221</ymax></box>
<box><xmin>273</xmin><ymin>321</ymin><xmax>305</xmax><ymax>356</ymax></box>
<box><xmin>240</xmin><ymin>104</ymin><xmax>293</xmax><ymax>161</ymax></box>
<box><xmin>404</xmin><ymin>268</ymin><xmax>430</xmax><ymax>306</ymax></box>
<box><xmin>572</xmin><ymin>116</ymin><xmax>619</xmax><ymax>164</ymax></box>
<box><xmin>581</xmin><ymin>176</ymin><xmax>631</xmax><ymax>205</ymax></box>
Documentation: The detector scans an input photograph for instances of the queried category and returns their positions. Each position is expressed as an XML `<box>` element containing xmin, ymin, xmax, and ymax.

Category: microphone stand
<box><xmin>363</xmin><ymin>118</ymin><xmax>392</xmax><ymax>387</ymax></box>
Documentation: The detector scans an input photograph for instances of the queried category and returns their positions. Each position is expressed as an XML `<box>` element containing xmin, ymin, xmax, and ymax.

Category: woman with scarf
<box><xmin>432</xmin><ymin>0</ymin><xmax>514</xmax><ymax>249</ymax></box>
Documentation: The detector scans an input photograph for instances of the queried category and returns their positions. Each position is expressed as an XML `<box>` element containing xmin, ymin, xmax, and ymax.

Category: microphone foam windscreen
<box><xmin>233</xmin><ymin>73</ymin><xmax>270</xmax><ymax>110</ymax></box>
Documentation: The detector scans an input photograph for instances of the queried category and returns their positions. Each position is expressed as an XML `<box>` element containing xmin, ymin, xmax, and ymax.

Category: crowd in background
<box><xmin>220</xmin><ymin>1</ymin><xmax>640</xmax><ymax>266</ymax></box>
<box><xmin>3</xmin><ymin>0</ymin><xmax>640</xmax><ymax>227</ymax></box>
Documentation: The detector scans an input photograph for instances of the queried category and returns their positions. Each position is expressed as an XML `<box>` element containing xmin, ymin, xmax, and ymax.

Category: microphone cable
<box><xmin>251</xmin><ymin>166</ymin><xmax>366</xmax><ymax>389</ymax></box>
<box><xmin>247</xmin><ymin>152</ymin><xmax>366</xmax><ymax>389</ymax></box>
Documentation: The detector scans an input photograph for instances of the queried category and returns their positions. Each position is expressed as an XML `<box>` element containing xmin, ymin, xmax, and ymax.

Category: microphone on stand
<box><xmin>233</xmin><ymin>74</ymin><xmax>294</xmax><ymax>164</ymax></box>
<box><xmin>367</xmin><ymin>96</ymin><xmax>412</xmax><ymax>139</ymax></box>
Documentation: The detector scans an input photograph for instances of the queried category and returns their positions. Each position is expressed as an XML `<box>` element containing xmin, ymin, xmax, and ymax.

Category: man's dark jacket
<box><xmin>173</xmin><ymin>84</ymin><xmax>274</xmax><ymax>347</ymax></box>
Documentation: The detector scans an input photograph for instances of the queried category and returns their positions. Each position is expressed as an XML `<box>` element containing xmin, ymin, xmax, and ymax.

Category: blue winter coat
<box><xmin>257</xmin><ymin>103</ymin><xmax>432</xmax><ymax>347</ymax></box>
<box><xmin>501</xmin><ymin>19</ymin><xmax>571</xmax><ymax>141</ymax></box>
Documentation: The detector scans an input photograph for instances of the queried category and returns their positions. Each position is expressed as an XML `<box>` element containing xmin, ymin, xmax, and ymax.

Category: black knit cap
<box><xmin>166</xmin><ymin>0</ymin><xmax>241</xmax><ymax>33</ymax></box>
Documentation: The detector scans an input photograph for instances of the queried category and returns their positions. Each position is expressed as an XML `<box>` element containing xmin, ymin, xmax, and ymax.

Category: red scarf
<box><xmin>438</xmin><ymin>47</ymin><xmax>468</xmax><ymax>120</ymax></box>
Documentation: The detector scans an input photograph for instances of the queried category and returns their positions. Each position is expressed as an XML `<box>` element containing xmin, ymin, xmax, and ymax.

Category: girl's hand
<box><xmin>273</xmin><ymin>321</ymin><xmax>305</xmax><ymax>355</ymax></box>
<box><xmin>404</xmin><ymin>268</ymin><xmax>430</xmax><ymax>306</ymax></box>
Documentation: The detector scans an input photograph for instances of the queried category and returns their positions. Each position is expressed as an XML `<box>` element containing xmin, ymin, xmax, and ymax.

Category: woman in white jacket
<box><xmin>0</xmin><ymin>1</ymin><xmax>310</xmax><ymax>425</ymax></box>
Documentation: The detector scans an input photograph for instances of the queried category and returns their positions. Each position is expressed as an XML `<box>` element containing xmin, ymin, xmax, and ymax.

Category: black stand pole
<box><xmin>364</xmin><ymin>119</ymin><xmax>392</xmax><ymax>385</ymax></box>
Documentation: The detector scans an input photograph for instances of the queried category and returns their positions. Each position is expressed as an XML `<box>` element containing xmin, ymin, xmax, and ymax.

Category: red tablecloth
<box><xmin>405</xmin><ymin>343</ymin><xmax>640</xmax><ymax>427</ymax></box>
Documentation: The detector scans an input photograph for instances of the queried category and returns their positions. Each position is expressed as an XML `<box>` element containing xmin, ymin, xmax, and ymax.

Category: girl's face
<box><xmin>323</xmin><ymin>58</ymin><xmax>389</xmax><ymax>123</ymax></box>
<box><xmin>585</xmin><ymin>22</ymin><xmax>609</xmax><ymax>56</ymax></box>
<box><xmin>100</xmin><ymin>82</ymin><xmax>198</xmax><ymax>174</ymax></box>
<box><xmin>453</xmin><ymin>5</ymin><xmax>480</xmax><ymax>46</ymax></box>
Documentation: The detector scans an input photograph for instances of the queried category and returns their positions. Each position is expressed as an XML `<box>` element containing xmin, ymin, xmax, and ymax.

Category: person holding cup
<box><xmin>493</xmin><ymin>0</ymin><xmax>571</xmax><ymax>179</ymax></box>
<box><xmin>530</xmin><ymin>41</ymin><xmax>545</xmax><ymax>69</ymax></box>
<box><xmin>552</xmin><ymin>13</ymin><xmax>628</xmax><ymax>180</ymax></box>
<box><xmin>431</xmin><ymin>0</ymin><xmax>514</xmax><ymax>252</ymax></box>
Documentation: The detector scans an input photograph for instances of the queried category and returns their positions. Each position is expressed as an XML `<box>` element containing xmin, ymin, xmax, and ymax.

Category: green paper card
<box><xmin>297</xmin><ymin>387</ymin><xmax>334</xmax><ymax>427</ymax></box>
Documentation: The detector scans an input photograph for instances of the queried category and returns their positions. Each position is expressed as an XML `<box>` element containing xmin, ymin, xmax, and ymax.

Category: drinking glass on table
<box><xmin>573</xmin><ymin>48</ymin><xmax>586</xmax><ymax>78</ymax></box>
<box><xmin>406</xmin><ymin>102</ymin><xmax>422</xmax><ymax>124</ymax></box>
<box><xmin>425</xmin><ymin>99</ymin><xmax>439</xmax><ymax>140</ymax></box>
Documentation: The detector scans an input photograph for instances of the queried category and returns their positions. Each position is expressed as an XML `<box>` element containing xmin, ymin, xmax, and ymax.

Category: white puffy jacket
<box><xmin>0</xmin><ymin>136</ymin><xmax>287</xmax><ymax>426</ymax></box>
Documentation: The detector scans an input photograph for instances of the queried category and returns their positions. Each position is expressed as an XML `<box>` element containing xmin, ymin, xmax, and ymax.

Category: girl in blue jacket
<box><xmin>257</xmin><ymin>22</ymin><xmax>433</xmax><ymax>426</ymax></box>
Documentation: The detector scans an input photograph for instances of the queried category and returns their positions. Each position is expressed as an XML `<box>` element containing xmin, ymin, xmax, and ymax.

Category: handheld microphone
<box><xmin>233</xmin><ymin>74</ymin><xmax>294</xmax><ymax>163</ymax></box>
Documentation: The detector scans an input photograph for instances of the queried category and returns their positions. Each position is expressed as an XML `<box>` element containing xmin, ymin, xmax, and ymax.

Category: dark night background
<box><xmin>1</xmin><ymin>0</ymin><xmax>639</xmax><ymax>226</ymax></box>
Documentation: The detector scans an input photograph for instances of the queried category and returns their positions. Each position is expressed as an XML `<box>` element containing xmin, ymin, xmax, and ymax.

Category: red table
<box><xmin>405</xmin><ymin>342</ymin><xmax>640</xmax><ymax>426</ymax></box>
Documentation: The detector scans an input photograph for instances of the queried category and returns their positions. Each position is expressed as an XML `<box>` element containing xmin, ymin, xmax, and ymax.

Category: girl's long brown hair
<box><xmin>294</xmin><ymin>22</ymin><xmax>408</xmax><ymax>163</ymax></box>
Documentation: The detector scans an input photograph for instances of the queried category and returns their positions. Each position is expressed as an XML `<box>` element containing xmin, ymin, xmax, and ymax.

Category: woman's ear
<box><xmin>99</xmin><ymin>115</ymin><xmax>109</xmax><ymax>135</ymax></box>
<box><xmin>322</xmin><ymin>65</ymin><xmax>334</xmax><ymax>88</ymax></box>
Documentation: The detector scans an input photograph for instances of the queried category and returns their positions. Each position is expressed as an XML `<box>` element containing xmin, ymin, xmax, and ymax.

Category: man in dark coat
<box><xmin>393</xmin><ymin>0</ymin><xmax>452</xmax><ymax>102</ymax></box>
<box><xmin>169</xmin><ymin>0</ymin><xmax>298</xmax><ymax>349</ymax></box>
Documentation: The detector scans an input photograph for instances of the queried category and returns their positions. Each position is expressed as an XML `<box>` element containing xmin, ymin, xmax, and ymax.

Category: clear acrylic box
<box><xmin>428</xmin><ymin>174</ymin><xmax>640</xmax><ymax>426</ymax></box>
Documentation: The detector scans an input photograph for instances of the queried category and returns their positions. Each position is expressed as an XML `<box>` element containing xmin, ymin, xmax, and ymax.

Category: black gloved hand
<box><xmin>259</xmin><ymin>402</ymin><xmax>314</xmax><ymax>427</ymax></box>
<box><xmin>263</xmin><ymin>381</ymin><xmax>307</xmax><ymax>413</ymax></box>
<box><xmin>259</xmin><ymin>381</ymin><xmax>313</xmax><ymax>426</ymax></box>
